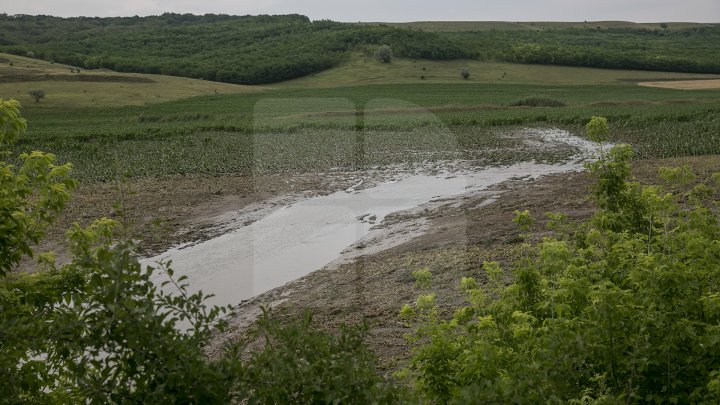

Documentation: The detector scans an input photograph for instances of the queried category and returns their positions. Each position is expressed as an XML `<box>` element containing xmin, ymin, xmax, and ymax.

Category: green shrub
<box><xmin>402</xmin><ymin>119</ymin><xmax>720</xmax><ymax>403</ymax></box>
<box><xmin>242</xmin><ymin>311</ymin><xmax>404</xmax><ymax>403</ymax></box>
<box><xmin>376</xmin><ymin>45</ymin><xmax>393</xmax><ymax>63</ymax></box>
<box><xmin>28</xmin><ymin>89</ymin><xmax>45</xmax><ymax>103</ymax></box>
<box><xmin>0</xmin><ymin>100</ymin><xmax>401</xmax><ymax>403</ymax></box>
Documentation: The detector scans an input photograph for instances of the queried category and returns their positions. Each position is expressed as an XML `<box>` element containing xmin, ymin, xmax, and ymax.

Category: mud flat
<box><xmin>142</xmin><ymin>128</ymin><xmax>605</xmax><ymax>312</ymax></box>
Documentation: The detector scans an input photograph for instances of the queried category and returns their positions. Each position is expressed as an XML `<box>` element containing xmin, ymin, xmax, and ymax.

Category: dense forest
<box><xmin>1</xmin><ymin>13</ymin><xmax>719</xmax><ymax>84</ymax></box>
<box><xmin>448</xmin><ymin>26</ymin><xmax>720</xmax><ymax>73</ymax></box>
<box><xmin>0</xmin><ymin>14</ymin><xmax>470</xmax><ymax>84</ymax></box>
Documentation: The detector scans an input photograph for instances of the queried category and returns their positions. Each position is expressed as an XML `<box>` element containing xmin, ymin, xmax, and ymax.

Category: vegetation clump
<box><xmin>28</xmin><ymin>89</ymin><xmax>45</xmax><ymax>103</ymax></box>
<box><xmin>376</xmin><ymin>45</ymin><xmax>393</xmax><ymax>63</ymax></box>
<box><xmin>0</xmin><ymin>100</ymin><xmax>400</xmax><ymax>403</ymax></box>
<box><xmin>400</xmin><ymin>120</ymin><xmax>720</xmax><ymax>403</ymax></box>
<box><xmin>508</xmin><ymin>96</ymin><xmax>566</xmax><ymax>107</ymax></box>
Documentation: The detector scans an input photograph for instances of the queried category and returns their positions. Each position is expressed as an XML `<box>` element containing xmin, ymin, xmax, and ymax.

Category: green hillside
<box><xmin>0</xmin><ymin>53</ymin><xmax>262</xmax><ymax>107</ymax></box>
<box><xmin>1</xmin><ymin>14</ymin><xmax>720</xmax><ymax>85</ymax></box>
<box><xmin>273</xmin><ymin>54</ymin><xmax>720</xmax><ymax>88</ymax></box>
<box><xmin>0</xmin><ymin>14</ymin><xmax>469</xmax><ymax>84</ymax></box>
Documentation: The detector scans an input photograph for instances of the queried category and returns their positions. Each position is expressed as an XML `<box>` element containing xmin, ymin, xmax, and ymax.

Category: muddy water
<box><xmin>142</xmin><ymin>129</ymin><xmax>604</xmax><ymax>309</ymax></box>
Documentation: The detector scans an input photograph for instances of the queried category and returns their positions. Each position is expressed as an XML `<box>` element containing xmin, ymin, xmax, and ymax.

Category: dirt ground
<box><xmin>204</xmin><ymin>154</ymin><xmax>720</xmax><ymax>371</ymax></box>
<box><xmin>203</xmin><ymin>169</ymin><xmax>593</xmax><ymax>368</ymax></box>
<box><xmin>31</xmin><ymin>171</ymin><xmax>362</xmax><ymax>269</ymax></box>
<box><xmin>27</xmin><ymin>153</ymin><xmax>720</xmax><ymax>372</ymax></box>
<box><xmin>639</xmin><ymin>79</ymin><xmax>720</xmax><ymax>90</ymax></box>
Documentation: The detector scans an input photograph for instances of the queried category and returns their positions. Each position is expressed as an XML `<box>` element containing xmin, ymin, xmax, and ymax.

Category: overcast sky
<box><xmin>3</xmin><ymin>0</ymin><xmax>719</xmax><ymax>23</ymax></box>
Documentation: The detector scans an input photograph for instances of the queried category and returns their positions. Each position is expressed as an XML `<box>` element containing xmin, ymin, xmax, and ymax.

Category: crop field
<box><xmin>10</xmin><ymin>72</ymin><xmax>720</xmax><ymax>182</ymax></box>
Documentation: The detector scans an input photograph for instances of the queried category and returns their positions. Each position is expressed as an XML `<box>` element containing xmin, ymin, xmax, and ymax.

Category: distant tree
<box><xmin>660</xmin><ymin>23</ymin><xmax>668</xmax><ymax>30</ymax></box>
<box><xmin>28</xmin><ymin>89</ymin><xmax>45</xmax><ymax>103</ymax></box>
<box><xmin>376</xmin><ymin>45</ymin><xmax>392</xmax><ymax>63</ymax></box>
<box><xmin>460</xmin><ymin>67</ymin><xmax>470</xmax><ymax>79</ymax></box>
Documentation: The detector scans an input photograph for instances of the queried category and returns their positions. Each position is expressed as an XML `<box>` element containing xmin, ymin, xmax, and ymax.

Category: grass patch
<box><xmin>272</xmin><ymin>55</ymin><xmax>720</xmax><ymax>89</ymax></box>
<box><xmin>0</xmin><ymin>53</ymin><xmax>262</xmax><ymax>108</ymax></box>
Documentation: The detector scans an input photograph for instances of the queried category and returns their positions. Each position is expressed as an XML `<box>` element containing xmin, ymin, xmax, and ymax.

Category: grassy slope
<box><xmin>363</xmin><ymin>21</ymin><xmax>719</xmax><ymax>32</ymax></box>
<box><xmin>0</xmin><ymin>53</ymin><xmax>263</xmax><ymax>108</ymax></box>
<box><xmin>272</xmin><ymin>54</ymin><xmax>720</xmax><ymax>88</ymax></box>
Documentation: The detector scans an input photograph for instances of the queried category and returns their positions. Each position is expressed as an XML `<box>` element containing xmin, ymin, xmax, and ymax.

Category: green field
<box><xmin>3</xmin><ymin>48</ymin><xmax>720</xmax><ymax>183</ymax></box>
<box><xmin>0</xmin><ymin>53</ymin><xmax>261</xmax><ymax>107</ymax></box>
<box><xmin>273</xmin><ymin>53</ymin><xmax>720</xmax><ymax>88</ymax></box>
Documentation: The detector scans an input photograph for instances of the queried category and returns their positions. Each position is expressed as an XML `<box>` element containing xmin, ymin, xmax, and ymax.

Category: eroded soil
<box><xmin>25</xmin><ymin>144</ymin><xmax>720</xmax><ymax>372</ymax></box>
<box><xmin>206</xmin><ymin>154</ymin><xmax>720</xmax><ymax>371</ymax></box>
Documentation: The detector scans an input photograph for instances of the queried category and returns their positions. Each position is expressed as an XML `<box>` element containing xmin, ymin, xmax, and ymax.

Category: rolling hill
<box><xmin>1</xmin><ymin>14</ymin><xmax>719</xmax><ymax>85</ymax></box>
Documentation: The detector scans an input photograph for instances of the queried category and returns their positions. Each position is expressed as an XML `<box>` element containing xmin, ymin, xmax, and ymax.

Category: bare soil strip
<box><xmin>639</xmin><ymin>79</ymin><xmax>720</xmax><ymax>90</ymax></box>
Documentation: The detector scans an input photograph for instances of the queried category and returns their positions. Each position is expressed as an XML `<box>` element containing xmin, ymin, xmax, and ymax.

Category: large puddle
<box><xmin>142</xmin><ymin>129</ymin><xmax>604</xmax><ymax>309</ymax></box>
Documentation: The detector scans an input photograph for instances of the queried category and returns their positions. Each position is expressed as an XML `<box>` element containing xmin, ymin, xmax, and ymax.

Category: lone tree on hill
<box><xmin>376</xmin><ymin>45</ymin><xmax>392</xmax><ymax>63</ymax></box>
<box><xmin>460</xmin><ymin>67</ymin><xmax>470</xmax><ymax>79</ymax></box>
<box><xmin>28</xmin><ymin>89</ymin><xmax>45</xmax><ymax>103</ymax></box>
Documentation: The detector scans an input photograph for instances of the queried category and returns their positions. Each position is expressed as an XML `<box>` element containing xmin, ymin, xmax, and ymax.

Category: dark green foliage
<box><xmin>402</xmin><ymin>128</ymin><xmax>720</xmax><ymax>402</ymax></box>
<box><xmin>27</xmin><ymin>89</ymin><xmax>45</xmax><ymax>103</ymax></box>
<box><xmin>1</xmin><ymin>102</ymin><xmax>402</xmax><ymax>403</ymax></box>
<box><xmin>447</xmin><ymin>26</ymin><xmax>720</xmax><ymax>74</ymax></box>
<box><xmin>508</xmin><ymin>96</ymin><xmax>565</xmax><ymax>107</ymax></box>
<box><xmin>3</xmin><ymin>15</ymin><xmax>718</xmax><ymax>84</ymax></box>
<box><xmin>241</xmin><ymin>311</ymin><xmax>404</xmax><ymax>403</ymax></box>
<box><xmin>376</xmin><ymin>45</ymin><xmax>393</xmax><ymax>63</ymax></box>
<box><xmin>0</xmin><ymin>14</ymin><xmax>470</xmax><ymax>84</ymax></box>
<box><xmin>0</xmin><ymin>99</ymin><xmax>75</xmax><ymax>276</ymax></box>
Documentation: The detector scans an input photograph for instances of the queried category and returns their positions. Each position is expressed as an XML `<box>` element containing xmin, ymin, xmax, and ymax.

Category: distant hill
<box><xmin>363</xmin><ymin>21</ymin><xmax>718</xmax><ymax>32</ymax></box>
<box><xmin>0</xmin><ymin>14</ymin><xmax>470</xmax><ymax>84</ymax></box>
<box><xmin>1</xmin><ymin>14</ymin><xmax>719</xmax><ymax>84</ymax></box>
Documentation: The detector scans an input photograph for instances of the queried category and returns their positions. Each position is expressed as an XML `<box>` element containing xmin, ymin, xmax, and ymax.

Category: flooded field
<box><xmin>143</xmin><ymin>128</ymin><xmax>605</xmax><ymax>309</ymax></box>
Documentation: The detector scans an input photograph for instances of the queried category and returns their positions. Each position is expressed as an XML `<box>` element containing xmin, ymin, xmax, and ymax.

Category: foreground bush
<box><xmin>0</xmin><ymin>100</ymin><xmax>399</xmax><ymax>403</ymax></box>
<box><xmin>402</xmin><ymin>134</ymin><xmax>720</xmax><ymax>401</ymax></box>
